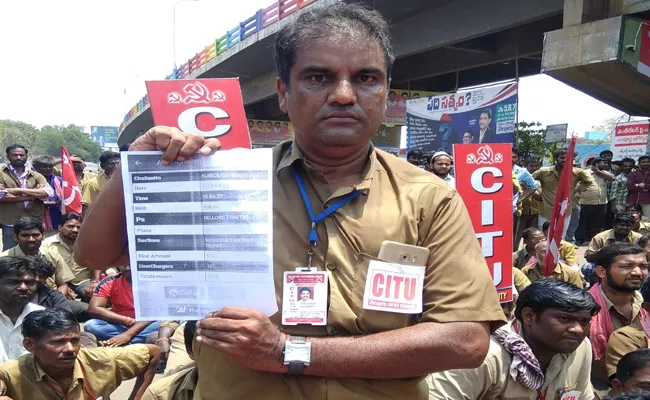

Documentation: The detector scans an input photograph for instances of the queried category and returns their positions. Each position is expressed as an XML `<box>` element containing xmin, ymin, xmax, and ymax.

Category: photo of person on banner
<box><xmin>477</xmin><ymin>108</ymin><xmax>494</xmax><ymax>144</ymax></box>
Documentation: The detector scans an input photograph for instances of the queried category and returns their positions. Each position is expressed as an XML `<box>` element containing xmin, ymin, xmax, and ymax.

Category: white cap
<box><xmin>432</xmin><ymin>151</ymin><xmax>452</xmax><ymax>161</ymax></box>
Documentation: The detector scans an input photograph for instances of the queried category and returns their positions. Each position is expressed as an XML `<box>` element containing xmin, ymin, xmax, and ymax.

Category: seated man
<box><xmin>512</xmin><ymin>227</ymin><xmax>544</xmax><ymax>269</ymax></box>
<box><xmin>606</xmin><ymin>278</ymin><xmax>650</xmax><ymax>380</ymax></box>
<box><xmin>627</xmin><ymin>204</ymin><xmax>650</xmax><ymax>236</ymax></box>
<box><xmin>427</xmin><ymin>280</ymin><xmax>598</xmax><ymax>399</ymax></box>
<box><xmin>0</xmin><ymin>256</ymin><xmax>43</xmax><ymax>363</ymax></box>
<box><xmin>85</xmin><ymin>265</ymin><xmax>160</xmax><ymax>346</ymax></box>
<box><xmin>143</xmin><ymin>321</ymin><xmax>198</xmax><ymax>400</ymax></box>
<box><xmin>586</xmin><ymin>212</ymin><xmax>642</xmax><ymax>262</ymax></box>
<box><xmin>44</xmin><ymin>212</ymin><xmax>101</xmax><ymax>303</ymax></box>
<box><xmin>1</xmin><ymin>217</ymin><xmax>74</xmax><ymax>297</ymax></box>
<box><xmin>542</xmin><ymin>220</ymin><xmax>578</xmax><ymax>266</ymax></box>
<box><xmin>611</xmin><ymin>349</ymin><xmax>650</xmax><ymax>395</ymax></box>
<box><xmin>520</xmin><ymin>240</ymin><xmax>583</xmax><ymax>288</ymax></box>
<box><xmin>0</xmin><ymin>308</ymin><xmax>160</xmax><ymax>399</ymax></box>
<box><xmin>29</xmin><ymin>255</ymin><xmax>89</xmax><ymax>322</ymax></box>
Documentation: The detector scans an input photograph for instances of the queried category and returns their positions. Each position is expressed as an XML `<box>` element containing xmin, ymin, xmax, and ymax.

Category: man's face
<box><xmin>59</xmin><ymin>219</ymin><xmax>81</xmax><ymax>242</ymax></box>
<box><xmin>266</xmin><ymin>122</ymin><xmax>272</xmax><ymax>130</ymax></box>
<box><xmin>527</xmin><ymin>161</ymin><xmax>541</xmax><ymax>174</ymax></box>
<box><xmin>101</xmin><ymin>157</ymin><xmax>120</xmax><ymax>176</ymax></box>
<box><xmin>275</xmin><ymin>122</ymin><xmax>281</xmax><ymax>130</ymax></box>
<box><xmin>601</xmin><ymin>152</ymin><xmax>613</xmax><ymax>162</ymax></box>
<box><xmin>462</xmin><ymin>132</ymin><xmax>473</xmax><ymax>144</ymax></box>
<box><xmin>643</xmin><ymin>241</ymin><xmax>650</xmax><ymax>261</ymax></box>
<box><xmin>615</xmin><ymin>365</ymin><xmax>650</xmax><ymax>392</ymax></box>
<box><xmin>629</xmin><ymin>211</ymin><xmax>642</xmax><ymax>225</ymax></box>
<box><xmin>512</xmin><ymin>153</ymin><xmax>519</xmax><ymax>165</ymax></box>
<box><xmin>599</xmin><ymin>253</ymin><xmax>648</xmax><ymax>292</ymax></box>
<box><xmin>401</xmin><ymin>93</ymin><xmax>409</xmax><ymax>102</ymax></box>
<box><xmin>300</xmin><ymin>290</ymin><xmax>310</xmax><ymax>301</ymax></box>
<box><xmin>479</xmin><ymin>113</ymin><xmax>491</xmax><ymax>130</ymax></box>
<box><xmin>33</xmin><ymin>163</ymin><xmax>53</xmax><ymax>179</ymax></box>
<box><xmin>71</xmin><ymin>157</ymin><xmax>85</xmax><ymax>173</ymax></box>
<box><xmin>527</xmin><ymin>309</ymin><xmax>592</xmax><ymax>354</ymax></box>
<box><xmin>525</xmin><ymin>231</ymin><xmax>545</xmax><ymax>252</ymax></box>
<box><xmin>277</xmin><ymin>35</ymin><xmax>388</xmax><ymax>151</ymax></box>
<box><xmin>248</xmin><ymin>120</ymin><xmax>254</xmax><ymax>129</ymax></box>
<box><xmin>594</xmin><ymin>160</ymin><xmax>606</xmax><ymax>170</ymax></box>
<box><xmin>407</xmin><ymin>155</ymin><xmax>421</xmax><ymax>166</ymax></box>
<box><xmin>26</xmin><ymin>326</ymin><xmax>81</xmax><ymax>371</ymax></box>
<box><xmin>556</xmin><ymin>153</ymin><xmax>567</xmax><ymax>168</ymax></box>
<box><xmin>0</xmin><ymin>273</ymin><xmax>36</xmax><ymax>306</ymax></box>
<box><xmin>388</xmin><ymin>91</ymin><xmax>396</xmax><ymax>101</ymax></box>
<box><xmin>7</xmin><ymin>148</ymin><xmax>27</xmax><ymax>168</ymax></box>
<box><xmin>614</xmin><ymin>221</ymin><xmax>635</xmax><ymax>237</ymax></box>
<box><xmin>640</xmin><ymin>159</ymin><xmax>650</xmax><ymax>170</ymax></box>
<box><xmin>15</xmin><ymin>228</ymin><xmax>43</xmax><ymax>254</ymax></box>
<box><xmin>257</xmin><ymin>121</ymin><xmax>263</xmax><ymax>130</ymax></box>
<box><xmin>621</xmin><ymin>162</ymin><xmax>635</xmax><ymax>174</ymax></box>
<box><xmin>534</xmin><ymin>241</ymin><xmax>547</xmax><ymax>263</ymax></box>
<box><xmin>432</xmin><ymin>156</ymin><xmax>451</xmax><ymax>176</ymax></box>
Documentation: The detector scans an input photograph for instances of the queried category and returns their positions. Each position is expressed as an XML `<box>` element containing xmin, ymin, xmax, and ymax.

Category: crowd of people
<box><xmin>1</xmin><ymin>3</ymin><xmax>650</xmax><ymax>400</ymax></box>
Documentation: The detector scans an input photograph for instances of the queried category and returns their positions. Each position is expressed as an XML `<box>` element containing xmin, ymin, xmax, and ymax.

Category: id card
<box><xmin>282</xmin><ymin>271</ymin><xmax>328</xmax><ymax>325</ymax></box>
<box><xmin>362</xmin><ymin>260</ymin><xmax>424</xmax><ymax>314</ymax></box>
<box><xmin>560</xmin><ymin>391</ymin><xmax>580</xmax><ymax>400</ymax></box>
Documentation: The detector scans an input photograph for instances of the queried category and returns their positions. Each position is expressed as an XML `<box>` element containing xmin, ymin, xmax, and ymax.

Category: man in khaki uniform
<box><xmin>574</xmin><ymin>157</ymin><xmax>615</xmax><ymax>245</ymax></box>
<box><xmin>520</xmin><ymin>241</ymin><xmax>583</xmax><ymax>288</ymax></box>
<box><xmin>43</xmin><ymin>213</ymin><xmax>99</xmax><ymax>302</ymax></box>
<box><xmin>75</xmin><ymin>4</ymin><xmax>506</xmax><ymax>400</ymax></box>
<box><xmin>1</xmin><ymin>217</ymin><xmax>74</xmax><ymax>296</ymax></box>
<box><xmin>0</xmin><ymin>145</ymin><xmax>52</xmax><ymax>251</ymax></box>
<box><xmin>585</xmin><ymin>212</ymin><xmax>642</xmax><ymax>262</ymax></box>
<box><xmin>0</xmin><ymin>308</ymin><xmax>160</xmax><ymax>400</ymax></box>
<box><xmin>428</xmin><ymin>280</ymin><xmax>598</xmax><ymax>399</ymax></box>
<box><xmin>533</xmin><ymin>148</ymin><xmax>593</xmax><ymax>238</ymax></box>
<box><xmin>81</xmin><ymin>151</ymin><xmax>119</xmax><ymax>215</ymax></box>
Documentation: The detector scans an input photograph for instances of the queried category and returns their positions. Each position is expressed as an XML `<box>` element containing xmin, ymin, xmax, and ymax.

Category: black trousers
<box><xmin>576</xmin><ymin>204</ymin><xmax>607</xmax><ymax>243</ymax></box>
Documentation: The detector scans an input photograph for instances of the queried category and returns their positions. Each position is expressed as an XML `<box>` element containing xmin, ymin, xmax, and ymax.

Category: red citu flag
<box><xmin>544</xmin><ymin>136</ymin><xmax>577</xmax><ymax>276</ymax></box>
<box><xmin>60</xmin><ymin>147</ymin><xmax>83</xmax><ymax>215</ymax></box>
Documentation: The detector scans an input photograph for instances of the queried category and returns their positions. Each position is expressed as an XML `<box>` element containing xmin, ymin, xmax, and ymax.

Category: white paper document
<box><xmin>121</xmin><ymin>149</ymin><xmax>277</xmax><ymax>320</ymax></box>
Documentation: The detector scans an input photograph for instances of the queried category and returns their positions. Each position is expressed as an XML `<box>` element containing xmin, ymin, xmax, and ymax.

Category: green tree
<box><xmin>515</xmin><ymin>121</ymin><xmax>549</xmax><ymax>162</ymax></box>
<box><xmin>0</xmin><ymin>120</ymin><xmax>45</xmax><ymax>156</ymax></box>
<box><xmin>39</xmin><ymin>125</ymin><xmax>103</xmax><ymax>161</ymax></box>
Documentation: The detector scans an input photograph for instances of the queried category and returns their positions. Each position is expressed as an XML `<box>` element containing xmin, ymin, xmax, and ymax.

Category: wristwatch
<box><xmin>283</xmin><ymin>336</ymin><xmax>311</xmax><ymax>376</ymax></box>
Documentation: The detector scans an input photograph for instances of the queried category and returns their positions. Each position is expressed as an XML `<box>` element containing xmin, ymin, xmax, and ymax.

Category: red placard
<box><xmin>638</xmin><ymin>20</ymin><xmax>650</xmax><ymax>79</ymax></box>
<box><xmin>146</xmin><ymin>79</ymin><xmax>251</xmax><ymax>150</ymax></box>
<box><xmin>453</xmin><ymin>143</ymin><xmax>513</xmax><ymax>303</ymax></box>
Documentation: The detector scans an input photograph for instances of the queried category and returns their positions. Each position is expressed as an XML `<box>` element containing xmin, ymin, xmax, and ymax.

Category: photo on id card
<box><xmin>282</xmin><ymin>271</ymin><xmax>328</xmax><ymax>326</ymax></box>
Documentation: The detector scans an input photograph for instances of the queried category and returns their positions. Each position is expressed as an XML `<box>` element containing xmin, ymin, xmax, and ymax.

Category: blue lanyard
<box><xmin>292</xmin><ymin>166</ymin><xmax>361</xmax><ymax>248</ymax></box>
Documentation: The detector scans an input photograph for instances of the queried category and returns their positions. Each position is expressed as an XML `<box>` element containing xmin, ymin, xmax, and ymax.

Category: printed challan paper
<box><xmin>121</xmin><ymin>149</ymin><xmax>277</xmax><ymax>320</ymax></box>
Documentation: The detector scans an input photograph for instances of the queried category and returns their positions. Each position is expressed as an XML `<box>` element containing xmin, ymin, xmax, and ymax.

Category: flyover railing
<box><xmin>118</xmin><ymin>0</ymin><xmax>319</xmax><ymax>136</ymax></box>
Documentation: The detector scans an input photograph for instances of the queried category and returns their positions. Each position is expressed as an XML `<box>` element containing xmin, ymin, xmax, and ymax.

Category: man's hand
<box><xmin>101</xmin><ymin>332</ymin><xmax>133</xmax><ymax>347</ymax></box>
<box><xmin>84</xmin><ymin>281</ymin><xmax>99</xmax><ymax>297</ymax></box>
<box><xmin>156</xmin><ymin>338</ymin><xmax>171</xmax><ymax>361</ymax></box>
<box><xmin>196</xmin><ymin>307</ymin><xmax>287</xmax><ymax>373</ymax></box>
<box><xmin>66</xmin><ymin>288</ymin><xmax>77</xmax><ymax>300</ymax></box>
<box><xmin>129</xmin><ymin>126</ymin><xmax>221</xmax><ymax>165</ymax></box>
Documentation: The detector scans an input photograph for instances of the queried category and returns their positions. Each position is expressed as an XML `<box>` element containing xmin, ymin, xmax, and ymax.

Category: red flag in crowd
<box><xmin>60</xmin><ymin>147</ymin><xmax>82</xmax><ymax>215</ymax></box>
<box><xmin>544</xmin><ymin>136</ymin><xmax>576</xmax><ymax>276</ymax></box>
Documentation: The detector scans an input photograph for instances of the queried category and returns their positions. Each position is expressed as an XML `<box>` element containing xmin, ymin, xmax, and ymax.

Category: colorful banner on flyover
<box><xmin>406</xmin><ymin>82</ymin><xmax>518</xmax><ymax>155</ymax></box>
<box><xmin>611</xmin><ymin>120</ymin><xmax>649</xmax><ymax>161</ymax></box>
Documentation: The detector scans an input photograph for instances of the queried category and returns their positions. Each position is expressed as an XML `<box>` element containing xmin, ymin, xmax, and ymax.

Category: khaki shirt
<box><xmin>637</xmin><ymin>221</ymin><xmax>650</xmax><ymax>236</ymax></box>
<box><xmin>81</xmin><ymin>171</ymin><xmax>109</xmax><ymax>205</ymax></box>
<box><xmin>605</xmin><ymin>320</ymin><xmax>648</xmax><ymax>379</ymax></box>
<box><xmin>142</xmin><ymin>366</ymin><xmax>197</xmax><ymax>400</ymax></box>
<box><xmin>427</xmin><ymin>321</ymin><xmax>595</xmax><ymax>399</ymax></box>
<box><xmin>559</xmin><ymin>241</ymin><xmax>578</xmax><ymax>266</ymax></box>
<box><xmin>0</xmin><ymin>166</ymin><xmax>51</xmax><ymax>225</ymax></box>
<box><xmin>1</xmin><ymin>245</ymin><xmax>75</xmax><ymax>289</ymax></box>
<box><xmin>0</xmin><ymin>345</ymin><xmax>150</xmax><ymax>400</ymax></box>
<box><xmin>577</xmin><ymin>169</ymin><xmax>608</xmax><ymax>205</ymax></box>
<box><xmin>43</xmin><ymin>233</ymin><xmax>91</xmax><ymax>285</ymax></box>
<box><xmin>513</xmin><ymin>268</ymin><xmax>531</xmax><ymax>294</ymax></box>
<box><xmin>194</xmin><ymin>143</ymin><xmax>507</xmax><ymax>400</ymax></box>
<box><xmin>521</xmin><ymin>261</ymin><xmax>584</xmax><ymax>288</ymax></box>
<box><xmin>521</xmin><ymin>180</ymin><xmax>541</xmax><ymax>216</ymax></box>
<box><xmin>587</xmin><ymin>229</ymin><xmax>642</xmax><ymax>255</ymax></box>
<box><xmin>532</xmin><ymin>166</ymin><xmax>593</xmax><ymax>218</ymax></box>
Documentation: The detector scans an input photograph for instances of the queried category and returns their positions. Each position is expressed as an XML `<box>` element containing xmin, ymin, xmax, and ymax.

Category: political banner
<box><xmin>385</xmin><ymin>89</ymin><xmax>440</xmax><ymax>126</ymax></box>
<box><xmin>637</xmin><ymin>20</ymin><xmax>650</xmax><ymax>79</ymax></box>
<box><xmin>407</xmin><ymin>83</ymin><xmax>518</xmax><ymax>155</ymax></box>
<box><xmin>146</xmin><ymin>79</ymin><xmax>251</xmax><ymax>150</ymax></box>
<box><xmin>90</xmin><ymin>126</ymin><xmax>119</xmax><ymax>148</ymax></box>
<box><xmin>453</xmin><ymin>143</ymin><xmax>513</xmax><ymax>303</ymax></box>
<box><xmin>612</xmin><ymin>120</ymin><xmax>649</xmax><ymax>160</ymax></box>
<box><xmin>247</xmin><ymin>119</ymin><xmax>293</xmax><ymax>147</ymax></box>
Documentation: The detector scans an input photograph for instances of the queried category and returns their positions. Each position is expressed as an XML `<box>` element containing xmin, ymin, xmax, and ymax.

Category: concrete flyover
<box><xmin>119</xmin><ymin>0</ymin><xmax>572</xmax><ymax>147</ymax></box>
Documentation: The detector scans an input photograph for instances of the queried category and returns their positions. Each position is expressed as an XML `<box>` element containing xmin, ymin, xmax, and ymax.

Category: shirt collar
<box><xmin>600</xmin><ymin>284</ymin><xmax>644</xmax><ymax>318</ymax></box>
<box><xmin>34</xmin><ymin>354</ymin><xmax>84</xmax><ymax>386</ymax></box>
<box><xmin>7</xmin><ymin>165</ymin><xmax>30</xmax><ymax>179</ymax></box>
<box><xmin>606</xmin><ymin>229</ymin><xmax>636</xmax><ymax>242</ymax></box>
<box><xmin>50</xmin><ymin>234</ymin><xmax>72</xmax><ymax>252</ymax></box>
<box><xmin>276</xmin><ymin>141</ymin><xmax>379</xmax><ymax>193</ymax></box>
